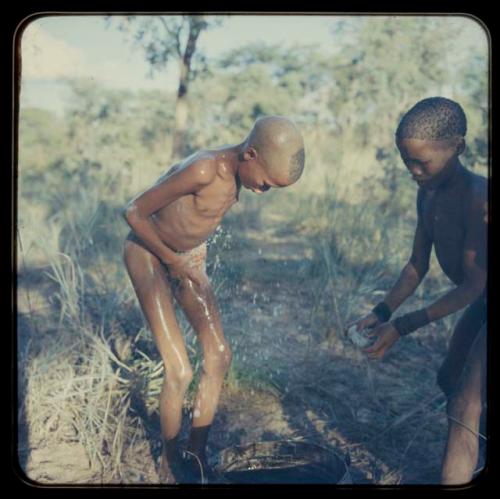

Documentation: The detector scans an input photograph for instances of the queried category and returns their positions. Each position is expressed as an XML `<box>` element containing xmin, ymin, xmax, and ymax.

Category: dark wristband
<box><xmin>372</xmin><ymin>302</ymin><xmax>392</xmax><ymax>323</ymax></box>
<box><xmin>393</xmin><ymin>309</ymin><xmax>430</xmax><ymax>336</ymax></box>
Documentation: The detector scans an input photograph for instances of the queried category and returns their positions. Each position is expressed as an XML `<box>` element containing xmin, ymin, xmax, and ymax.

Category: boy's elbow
<box><xmin>122</xmin><ymin>203</ymin><xmax>139</xmax><ymax>226</ymax></box>
<box><xmin>121</xmin><ymin>205</ymin><xmax>129</xmax><ymax>221</ymax></box>
<box><xmin>406</xmin><ymin>261</ymin><xmax>428</xmax><ymax>283</ymax></box>
<box><xmin>464</xmin><ymin>274</ymin><xmax>486</xmax><ymax>301</ymax></box>
<box><xmin>416</xmin><ymin>264</ymin><xmax>429</xmax><ymax>281</ymax></box>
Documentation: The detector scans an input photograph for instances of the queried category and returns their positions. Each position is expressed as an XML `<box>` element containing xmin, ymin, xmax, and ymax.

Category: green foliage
<box><xmin>460</xmin><ymin>53</ymin><xmax>489</xmax><ymax>167</ymax></box>
<box><xmin>186</xmin><ymin>18</ymin><xmax>486</xmax><ymax>212</ymax></box>
<box><xmin>19</xmin><ymin>108</ymin><xmax>68</xmax><ymax>170</ymax></box>
<box><xmin>109</xmin><ymin>15</ymin><xmax>223</xmax><ymax>79</ymax></box>
<box><xmin>19</xmin><ymin>15</ymin><xmax>488</xmax><ymax>270</ymax></box>
<box><xmin>109</xmin><ymin>15</ymin><xmax>227</xmax><ymax>158</ymax></box>
<box><xmin>19</xmin><ymin>81</ymin><xmax>178</xmax><ymax>213</ymax></box>
<box><xmin>19</xmin><ymin>17</ymin><xmax>488</xmax><ymax>236</ymax></box>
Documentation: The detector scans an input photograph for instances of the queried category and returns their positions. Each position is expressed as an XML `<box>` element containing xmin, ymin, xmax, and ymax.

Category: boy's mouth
<box><xmin>412</xmin><ymin>176</ymin><xmax>428</xmax><ymax>185</ymax></box>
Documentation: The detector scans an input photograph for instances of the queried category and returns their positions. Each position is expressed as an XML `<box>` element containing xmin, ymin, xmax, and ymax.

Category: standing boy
<box><xmin>123</xmin><ymin>116</ymin><xmax>305</xmax><ymax>483</ymax></box>
<box><xmin>348</xmin><ymin>97</ymin><xmax>487</xmax><ymax>484</ymax></box>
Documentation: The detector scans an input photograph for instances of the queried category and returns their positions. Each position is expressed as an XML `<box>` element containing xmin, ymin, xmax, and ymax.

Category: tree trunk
<box><xmin>170</xmin><ymin>18</ymin><xmax>203</xmax><ymax>160</ymax></box>
<box><xmin>171</xmin><ymin>60</ymin><xmax>189</xmax><ymax>160</ymax></box>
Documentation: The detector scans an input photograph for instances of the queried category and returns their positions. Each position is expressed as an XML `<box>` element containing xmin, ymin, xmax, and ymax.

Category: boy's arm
<box><xmin>381</xmin><ymin>215</ymin><xmax>433</xmax><ymax>315</ymax></box>
<box><xmin>364</xmin><ymin>186</ymin><xmax>486</xmax><ymax>359</ymax></box>
<box><xmin>347</xmin><ymin>200</ymin><xmax>432</xmax><ymax>333</ymax></box>
<box><xmin>391</xmin><ymin>187</ymin><xmax>487</xmax><ymax>336</ymax></box>
<box><xmin>123</xmin><ymin>159</ymin><xmax>216</xmax><ymax>265</ymax></box>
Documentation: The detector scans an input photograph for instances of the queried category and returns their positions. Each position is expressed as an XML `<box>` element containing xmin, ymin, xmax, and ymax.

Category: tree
<box><xmin>185</xmin><ymin>42</ymin><xmax>336</xmax><ymax>149</ymax></box>
<box><xmin>321</xmin><ymin>17</ymin><xmax>474</xmax><ymax>209</ymax></box>
<box><xmin>109</xmin><ymin>15</ymin><xmax>223</xmax><ymax>159</ymax></box>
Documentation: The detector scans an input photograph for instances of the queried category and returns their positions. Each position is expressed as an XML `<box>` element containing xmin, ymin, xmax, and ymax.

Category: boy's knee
<box><xmin>221</xmin><ymin>343</ymin><xmax>233</xmax><ymax>371</ymax></box>
<box><xmin>447</xmin><ymin>392</ymin><xmax>482</xmax><ymax>422</ymax></box>
<box><xmin>166</xmin><ymin>365</ymin><xmax>194</xmax><ymax>393</ymax></box>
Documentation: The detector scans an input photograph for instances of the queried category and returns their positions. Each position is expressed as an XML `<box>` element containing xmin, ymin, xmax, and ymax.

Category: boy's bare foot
<box><xmin>159</xmin><ymin>449</ymin><xmax>185</xmax><ymax>484</ymax></box>
<box><xmin>159</xmin><ymin>454</ymin><xmax>177</xmax><ymax>484</ymax></box>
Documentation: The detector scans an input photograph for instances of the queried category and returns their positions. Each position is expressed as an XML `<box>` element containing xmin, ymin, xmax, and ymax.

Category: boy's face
<box><xmin>396</xmin><ymin>137</ymin><xmax>463</xmax><ymax>188</ymax></box>
<box><xmin>239</xmin><ymin>149</ymin><xmax>291</xmax><ymax>194</ymax></box>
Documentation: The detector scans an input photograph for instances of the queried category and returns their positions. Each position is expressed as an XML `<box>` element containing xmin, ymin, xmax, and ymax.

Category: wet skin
<box><xmin>123</xmin><ymin>144</ymin><xmax>292</xmax><ymax>482</ymax></box>
<box><xmin>348</xmin><ymin>137</ymin><xmax>487</xmax><ymax>484</ymax></box>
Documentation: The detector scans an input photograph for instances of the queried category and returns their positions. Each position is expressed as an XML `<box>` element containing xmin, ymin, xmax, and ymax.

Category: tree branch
<box><xmin>158</xmin><ymin>16</ymin><xmax>182</xmax><ymax>58</ymax></box>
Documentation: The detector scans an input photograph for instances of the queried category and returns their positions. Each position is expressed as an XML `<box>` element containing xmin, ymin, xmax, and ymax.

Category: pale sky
<box><xmin>20</xmin><ymin>14</ymin><xmax>488</xmax><ymax>115</ymax></box>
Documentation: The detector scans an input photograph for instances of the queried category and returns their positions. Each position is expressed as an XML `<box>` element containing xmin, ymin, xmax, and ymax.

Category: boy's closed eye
<box><xmin>404</xmin><ymin>158</ymin><xmax>431</xmax><ymax>174</ymax></box>
<box><xmin>402</xmin><ymin>156</ymin><xmax>427</xmax><ymax>166</ymax></box>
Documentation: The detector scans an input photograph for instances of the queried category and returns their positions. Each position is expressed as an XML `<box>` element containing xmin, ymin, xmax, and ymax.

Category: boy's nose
<box><xmin>408</xmin><ymin>165</ymin><xmax>423</xmax><ymax>176</ymax></box>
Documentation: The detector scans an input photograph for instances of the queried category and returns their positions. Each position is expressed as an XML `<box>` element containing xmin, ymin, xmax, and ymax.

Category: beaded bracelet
<box><xmin>393</xmin><ymin>309</ymin><xmax>430</xmax><ymax>336</ymax></box>
<box><xmin>372</xmin><ymin>302</ymin><xmax>392</xmax><ymax>323</ymax></box>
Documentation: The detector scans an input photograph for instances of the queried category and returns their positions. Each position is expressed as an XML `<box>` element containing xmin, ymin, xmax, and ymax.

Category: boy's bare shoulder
<box><xmin>466</xmin><ymin>170</ymin><xmax>487</xmax><ymax>205</ymax></box>
<box><xmin>464</xmin><ymin>169</ymin><xmax>487</xmax><ymax>221</ymax></box>
<box><xmin>183</xmin><ymin>152</ymin><xmax>218</xmax><ymax>185</ymax></box>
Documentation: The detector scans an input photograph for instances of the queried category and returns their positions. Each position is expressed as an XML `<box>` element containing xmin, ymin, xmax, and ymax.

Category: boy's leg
<box><xmin>172</xmin><ymin>252</ymin><xmax>232</xmax><ymax>469</ymax></box>
<box><xmin>124</xmin><ymin>237</ymin><xmax>193</xmax><ymax>482</ymax></box>
<box><xmin>441</xmin><ymin>325</ymin><xmax>486</xmax><ymax>485</ymax></box>
<box><xmin>437</xmin><ymin>294</ymin><xmax>486</xmax><ymax>397</ymax></box>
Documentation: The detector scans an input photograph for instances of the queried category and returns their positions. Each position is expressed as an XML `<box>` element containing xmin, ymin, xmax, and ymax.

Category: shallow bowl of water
<box><xmin>215</xmin><ymin>440</ymin><xmax>351</xmax><ymax>484</ymax></box>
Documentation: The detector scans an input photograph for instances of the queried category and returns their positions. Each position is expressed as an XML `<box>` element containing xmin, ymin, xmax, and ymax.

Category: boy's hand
<box><xmin>362</xmin><ymin>322</ymin><xmax>400</xmax><ymax>360</ymax></box>
<box><xmin>345</xmin><ymin>312</ymin><xmax>380</xmax><ymax>337</ymax></box>
<box><xmin>166</xmin><ymin>258</ymin><xmax>204</xmax><ymax>286</ymax></box>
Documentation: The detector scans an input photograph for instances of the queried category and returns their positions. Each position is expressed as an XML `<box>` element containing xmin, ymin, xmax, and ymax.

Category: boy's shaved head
<box><xmin>245</xmin><ymin>116</ymin><xmax>305</xmax><ymax>183</ymax></box>
<box><xmin>396</xmin><ymin>97</ymin><xmax>467</xmax><ymax>141</ymax></box>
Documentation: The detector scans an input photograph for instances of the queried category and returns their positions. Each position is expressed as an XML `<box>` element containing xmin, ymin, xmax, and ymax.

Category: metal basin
<box><xmin>216</xmin><ymin>440</ymin><xmax>351</xmax><ymax>484</ymax></box>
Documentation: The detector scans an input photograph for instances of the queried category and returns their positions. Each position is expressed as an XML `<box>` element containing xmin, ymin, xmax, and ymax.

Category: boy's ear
<box><xmin>455</xmin><ymin>137</ymin><xmax>466</xmax><ymax>155</ymax></box>
<box><xmin>243</xmin><ymin>147</ymin><xmax>258</xmax><ymax>161</ymax></box>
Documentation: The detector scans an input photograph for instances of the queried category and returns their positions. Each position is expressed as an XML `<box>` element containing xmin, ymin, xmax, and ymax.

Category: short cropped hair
<box><xmin>246</xmin><ymin>116</ymin><xmax>305</xmax><ymax>184</ymax></box>
<box><xmin>288</xmin><ymin>147</ymin><xmax>305</xmax><ymax>183</ymax></box>
<box><xmin>396</xmin><ymin>97</ymin><xmax>467</xmax><ymax>140</ymax></box>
